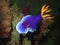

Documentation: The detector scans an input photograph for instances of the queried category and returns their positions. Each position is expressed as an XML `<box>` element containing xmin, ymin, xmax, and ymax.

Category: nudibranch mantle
<box><xmin>16</xmin><ymin>14</ymin><xmax>42</xmax><ymax>34</ymax></box>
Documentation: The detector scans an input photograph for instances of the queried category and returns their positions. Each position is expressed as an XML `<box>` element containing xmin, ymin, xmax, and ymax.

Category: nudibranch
<box><xmin>16</xmin><ymin>14</ymin><xmax>43</xmax><ymax>34</ymax></box>
<box><xmin>16</xmin><ymin>4</ymin><xmax>54</xmax><ymax>34</ymax></box>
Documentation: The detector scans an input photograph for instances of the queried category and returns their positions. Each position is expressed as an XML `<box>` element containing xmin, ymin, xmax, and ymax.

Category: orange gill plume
<box><xmin>40</xmin><ymin>5</ymin><xmax>54</xmax><ymax>36</ymax></box>
<box><xmin>41</xmin><ymin>5</ymin><xmax>54</xmax><ymax>24</ymax></box>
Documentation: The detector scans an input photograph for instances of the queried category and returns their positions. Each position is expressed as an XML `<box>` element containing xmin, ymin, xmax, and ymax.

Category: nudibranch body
<box><xmin>16</xmin><ymin>14</ymin><xmax>42</xmax><ymax>34</ymax></box>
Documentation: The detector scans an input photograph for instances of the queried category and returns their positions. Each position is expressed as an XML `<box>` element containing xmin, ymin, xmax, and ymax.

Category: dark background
<box><xmin>0</xmin><ymin>0</ymin><xmax>60</xmax><ymax>45</ymax></box>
